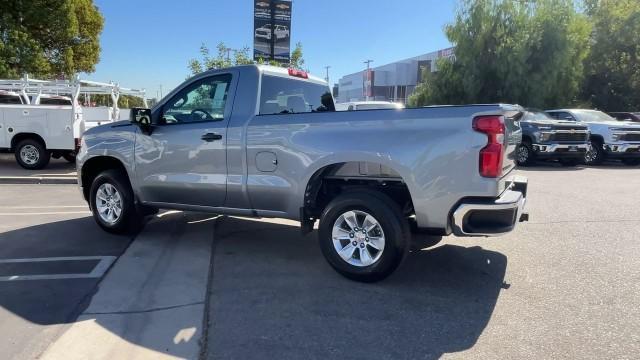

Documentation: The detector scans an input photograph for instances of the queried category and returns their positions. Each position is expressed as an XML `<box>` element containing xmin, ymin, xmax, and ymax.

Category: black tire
<box><xmin>14</xmin><ymin>139</ymin><xmax>50</xmax><ymax>170</ymax></box>
<box><xmin>516</xmin><ymin>142</ymin><xmax>535</xmax><ymax>167</ymax></box>
<box><xmin>585</xmin><ymin>140</ymin><xmax>605</xmax><ymax>165</ymax></box>
<box><xmin>89</xmin><ymin>169</ymin><xmax>143</xmax><ymax>235</ymax></box>
<box><xmin>62</xmin><ymin>152</ymin><xmax>76</xmax><ymax>163</ymax></box>
<box><xmin>559</xmin><ymin>158</ymin><xmax>580</xmax><ymax>167</ymax></box>
<box><xmin>622</xmin><ymin>158</ymin><xmax>640</xmax><ymax>166</ymax></box>
<box><xmin>318</xmin><ymin>190</ymin><xmax>411</xmax><ymax>282</ymax></box>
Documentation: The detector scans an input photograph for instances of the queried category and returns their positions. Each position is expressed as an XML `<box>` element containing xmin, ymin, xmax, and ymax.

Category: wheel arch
<box><xmin>300</xmin><ymin>159</ymin><xmax>416</xmax><ymax>232</ymax></box>
<box><xmin>80</xmin><ymin>156</ymin><xmax>131</xmax><ymax>201</ymax></box>
<box><xmin>11</xmin><ymin>133</ymin><xmax>47</xmax><ymax>150</ymax></box>
<box><xmin>520</xmin><ymin>134</ymin><xmax>534</xmax><ymax>144</ymax></box>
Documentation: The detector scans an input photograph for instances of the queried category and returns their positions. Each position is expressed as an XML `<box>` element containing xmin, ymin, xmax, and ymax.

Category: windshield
<box><xmin>573</xmin><ymin>110</ymin><xmax>616</xmax><ymax>123</ymax></box>
<box><xmin>523</xmin><ymin>111</ymin><xmax>553</xmax><ymax>121</ymax></box>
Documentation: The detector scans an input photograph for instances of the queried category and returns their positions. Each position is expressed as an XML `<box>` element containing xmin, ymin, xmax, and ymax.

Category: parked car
<box><xmin>546</xmin><ymin>109</ymin><xmax>640</xmax><ymax>166</ymax></box>
<box><xmin>608</xmin><ymin>112</ymin><xmax>640</xmax><ymax>123</ymax></box>
<box><xmin>335</xmin><ymin>101</ymin><xmax>405</xmax><ymax>111</ymax></box>
<box><xmin>517</xmin><ymin>110</ymin><xmax>590</xmax><ymax>166</ymax></box>
<box><xmin>77</xmin><ymin>65</ymin><xmax>529</xmax><ymax>282</ymax></box>
<box><xmin>254</xmin><ymin>24</ymin><xmax>289</xmax><ymax>41</ymax></box>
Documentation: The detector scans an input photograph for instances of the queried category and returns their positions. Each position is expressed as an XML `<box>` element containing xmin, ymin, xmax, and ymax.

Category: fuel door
<box><xmin>256</xmin><ymin>151</ymin><xmax>278</xmax><ymax>172</ymax></box>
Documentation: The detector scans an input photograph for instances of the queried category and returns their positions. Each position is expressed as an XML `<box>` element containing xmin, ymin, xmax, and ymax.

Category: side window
<box><xmin>556</xmin><ymin>112</ymin><xmax>576</xmax><ymax>121</ymax></box>
<box><xmin>0</xmin><ymin>95</ymin><xmax>22</xmax><ymax>104</ymax></box>
<box><xmin>259</xmin><ymin>75</ymin><xmax>335</xmax><ymax>115</ymax></box>
<box><xmin>162</xmin><ymin>74</ymin><xmax>231</xmax><ymax>124</ymax></box>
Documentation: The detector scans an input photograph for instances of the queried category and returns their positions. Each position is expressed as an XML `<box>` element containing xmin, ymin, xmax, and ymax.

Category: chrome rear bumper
<box><xmin>452</xmin><ymin>176</ymin><xmax>528</xmax><ymax>237</ymax></box>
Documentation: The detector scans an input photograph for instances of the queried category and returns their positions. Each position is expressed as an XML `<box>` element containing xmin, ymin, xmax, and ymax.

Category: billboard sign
<box><xmin>253</xmin><ymin>0</ymin><xmax>292</xmax><ymax>63</ymax></box>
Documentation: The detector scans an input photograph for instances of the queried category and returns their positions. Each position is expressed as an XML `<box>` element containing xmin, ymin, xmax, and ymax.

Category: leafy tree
<box><xmin>290</xmin><ymin>42</ymin><xmax>305</xmax><ymax>70</ymax></box>
<box><xmin>189</xmin><ymin>41</ymin><xmax>306</xmax><ymax>76</ymax></box>
<box><xmin>409</xmin><ymin>0</ymin><xmax>591</xmax><ymax>109</ymax></box>
<box><xmin>0</xmin><ymin>0</ymin><xmax>104</xmax><ymax>78</ymax></box>
<box><xmin>582</xmin><ymin>0</ymin><xmax>640</xmax><ymax>111</ymax></box>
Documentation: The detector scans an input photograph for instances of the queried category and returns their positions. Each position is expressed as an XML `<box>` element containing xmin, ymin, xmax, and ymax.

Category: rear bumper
<box><xmin>451</xmin><ymin>176</ymin><xmax>528</xmax><ymax>237</ymax></box>
<box><xmin>533</xmin><ymin>143</ymin><xmax>588</xmax><ymax>158</ymax></box>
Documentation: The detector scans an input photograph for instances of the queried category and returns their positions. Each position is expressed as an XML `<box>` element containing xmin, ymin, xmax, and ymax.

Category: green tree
<box><xmin>290</xmin><ymin>42</ymin><xmax>305</xmax><ymax>70</ymax></box>
<box><xmin>0</xmin><ymin>0</ymin><xmax>104</xmax><ymax>78</ymax></box>
<box><xmin>189</xmin><ymin>41</ymin><xmax>306</xmax><ymax>76</ymax></box>
<box><xmin>582</xmin><ymin>0</ymin><xmax>640</xmax><ymax>111</ymax></box>
<box><xmin>409</xmin><ymin>0</ymin><xmax>591</xmax><ymax>109</ymax></box>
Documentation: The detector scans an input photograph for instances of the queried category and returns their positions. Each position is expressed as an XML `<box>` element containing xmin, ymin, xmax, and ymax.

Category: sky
<box><xmin>91</xmin><ymin>0</ymin><xmax>456</xmax><ymax>99</ymax></box>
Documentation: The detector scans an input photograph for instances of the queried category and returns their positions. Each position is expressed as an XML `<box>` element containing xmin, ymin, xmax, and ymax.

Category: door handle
<box><xmin>201</xmin><ymin>133</ymin><xmax>223</xmax><ymax>142</ymax></box>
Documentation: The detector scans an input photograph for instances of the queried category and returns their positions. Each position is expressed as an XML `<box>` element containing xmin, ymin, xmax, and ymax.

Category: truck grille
<box><xmin>622</xmin><ymin>133</ymin><xmax>640</xmax><ymax>142</ymax></box>
<box><xmin>551</xmin><ymin>132</ymin><xmax>588</xmax><ymax>142</ymax></box>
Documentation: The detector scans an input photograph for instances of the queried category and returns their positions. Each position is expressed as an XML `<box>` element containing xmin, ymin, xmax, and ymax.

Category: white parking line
<box><xmin>0</xmin><ymin>211</ymin><xmax>91</xmax><ymax>216</ymax></box>
<box><xmin>0</xmin><ymin>205</ymin><xmax>87</xmax><ymax>209</ymax></box>
<box><xmin>0</xmin><ymin>256</ymin><xmax>116</xmax><ymax>281</ymax></box>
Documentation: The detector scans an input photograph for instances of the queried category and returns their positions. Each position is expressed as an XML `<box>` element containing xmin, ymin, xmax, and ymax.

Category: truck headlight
<box><xmin>611</xmin><ymin>133</ymin><xmax>621</xmax><ymax>142</ymax></box>
<box><xmin>539</xmin><ymin>132</ymin><xmax>552</xmax><ymax>142</ymax></box>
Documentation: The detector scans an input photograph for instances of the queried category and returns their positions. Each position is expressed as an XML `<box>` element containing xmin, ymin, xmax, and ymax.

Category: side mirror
<box><xmin>130</xmin><ymin>108</ymin><xmax>153</xmax><ymax>134</ymax></box>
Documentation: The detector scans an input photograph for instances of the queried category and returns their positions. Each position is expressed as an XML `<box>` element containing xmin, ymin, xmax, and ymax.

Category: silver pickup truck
<box><xmin>77</xmin><ymin>65</ymin><xmax>528</xmax><ymax>282</ymax></box>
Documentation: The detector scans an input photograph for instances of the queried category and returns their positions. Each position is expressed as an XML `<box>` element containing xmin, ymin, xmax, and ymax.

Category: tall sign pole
<box><xmin>270</xmin><ymin>1</ymin><xmax>276</xmax><ymax>62</ymax></box>
<box><xmin>363</xmin><ymin>60</ymin><xmax>374</xmax><ymax>101</ymax></box>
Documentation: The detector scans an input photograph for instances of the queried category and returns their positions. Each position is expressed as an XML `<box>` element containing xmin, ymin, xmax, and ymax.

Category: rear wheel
<box><xmin>62</xmin><ymin>152</ymin><xmax>76</xmax><ymax>163</ymax></box>
<box><xmin>622</xmin><ymin>158</ymin><xmax>640</xmax><ymax>166</ymax></box>
<box><xmin>318</xmin><ymin>190</ymin><xmax>410</xmax><ymax>282</ymax></box>
<box><xmin>89</xmin><ymin>169</ymin><xmax>143</xmax><ymax>234</ymax></box>
<box><xmin>516</xmin><ymin>142</ymin><xmax>535</xmax><ymax>166</ymax></box>
<box><xmin>15</xmin><ymin>139</ymin><xmax>50</xmax><ymax>170</ymax></box>
<box><xmin>585</xmin><ymin>140</ymin><xmax>604</xmax><ymax>165</ymax></box>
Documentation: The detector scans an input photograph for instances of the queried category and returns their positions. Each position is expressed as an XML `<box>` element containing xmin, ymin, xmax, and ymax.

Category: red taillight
<box><xmin>288</xmin><ymin>68</ymin><xmax>308</xmax><ymax>79</ymax></box>
<box><xmin>473</xmin><ymin>115</ymin><xmax>505</xmax><ymax>178</ymax></box>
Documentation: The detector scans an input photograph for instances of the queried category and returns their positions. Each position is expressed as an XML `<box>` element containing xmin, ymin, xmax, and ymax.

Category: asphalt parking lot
<box><xmin>0</xmin><ymin>163</ymin><xmax>639</xmax><ymax>359</ymax></box>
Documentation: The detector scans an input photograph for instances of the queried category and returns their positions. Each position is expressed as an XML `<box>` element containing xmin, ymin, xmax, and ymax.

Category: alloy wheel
<box><xmin>331</xmin><ymin>210</ymin><xmax>385</xmax><ymax>267</ymax></box>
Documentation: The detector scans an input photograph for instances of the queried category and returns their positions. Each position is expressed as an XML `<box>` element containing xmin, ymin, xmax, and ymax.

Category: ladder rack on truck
<box><xmin>0</xmin><ymin>75</ymin><xmax>147</xmax><ymax>170</ymax></box>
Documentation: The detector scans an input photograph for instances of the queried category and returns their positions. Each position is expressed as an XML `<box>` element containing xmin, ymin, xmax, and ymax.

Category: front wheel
<box><xmin>15</xmin><ymin>139</ymin><xmax>50</xmax><ymax>170</ymax></box>
<box><xmin>89</xmin><ymin>169</ymin><xmax>143</xmax><ymax>234</ymax></box>
<box><xmin>585</xmin><ymin>140</ymin><xmax>604</xmax><ymax>165</ymax></box>
<box><xmin>516</xmin><ymin>142</ymin><xmax>535</xmax><ymax>166</ymax></box>
<box><xmin>318</xmin><ymin>190</ymin><xmax>410</xmax><ymax>282</ymax></box>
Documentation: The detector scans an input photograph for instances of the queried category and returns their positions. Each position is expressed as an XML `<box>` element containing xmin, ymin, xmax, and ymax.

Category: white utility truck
<box><xmin>0</xmin><ymin>76</ymin><xmax>146</xmax><ymax>169</ymax></box>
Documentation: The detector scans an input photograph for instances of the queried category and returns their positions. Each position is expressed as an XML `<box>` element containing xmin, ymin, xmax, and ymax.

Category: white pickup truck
<box><xmin>0</xmin><ymin>78</ymin><xmax>147</xmax><ymax>169</ymax></box>
<box><xmin>0</xmin><ymin>100</ymin><xmax>82</xmax><ymax>169</ymax></box>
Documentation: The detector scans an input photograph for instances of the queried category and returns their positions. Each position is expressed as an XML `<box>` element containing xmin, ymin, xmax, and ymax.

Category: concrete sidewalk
<box><xmin>0</xmin><ymin>153</ymin><xmax>77</xmax><ymax>184</ymax></box>
<box><xmin>41</xmin><ymin>212</ymin><xmax>216</xmax><ymax>360</ymax></box>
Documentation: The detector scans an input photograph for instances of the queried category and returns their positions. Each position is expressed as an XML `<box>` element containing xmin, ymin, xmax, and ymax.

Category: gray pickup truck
<box><xmin>517</xmin><ymin>110</ymin><xmax>590</xmax><ymax>166</ymax></box>
<box><xmin>77</xmin><ymin>65</ymin><xmax>528</xmax><ymax>282</ymax></box>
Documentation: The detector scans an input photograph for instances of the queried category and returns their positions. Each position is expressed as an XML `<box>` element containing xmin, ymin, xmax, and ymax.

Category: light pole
<box><xmin>324</xmin><ymin>66</ymin><xmax>331</xmax><ymax>84</ymax></box>
<box><xmin>364</xmin><ymin>60</ymin><xmax>374</xmax><ymax>101</ymax></box>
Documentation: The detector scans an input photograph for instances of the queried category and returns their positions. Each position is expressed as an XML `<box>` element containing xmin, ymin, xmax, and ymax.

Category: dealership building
<box><xmin>336</xmin><ymin>47</ymin><xmax>455</xmax><ymax>104</ymax></box>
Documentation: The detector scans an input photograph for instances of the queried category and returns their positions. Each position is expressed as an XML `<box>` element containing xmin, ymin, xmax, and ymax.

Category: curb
<box><xmin>0</xmin><ymin>176</ymin><xmax>77</xmax><ymax>185</ymax></box>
